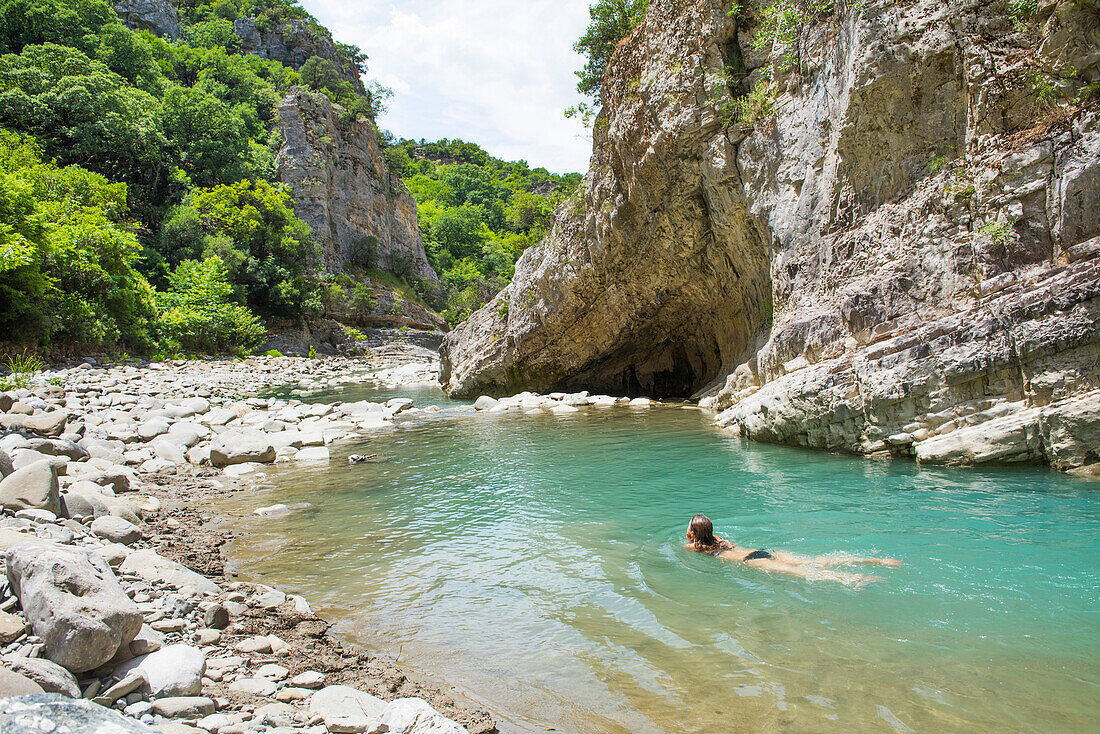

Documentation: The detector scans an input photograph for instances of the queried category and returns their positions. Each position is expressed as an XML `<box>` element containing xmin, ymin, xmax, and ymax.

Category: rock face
<box><xmin>6</xmin><ymin>543</ymin><xmax>143</xmax><ymax>672</ymax></box>
<box><xmin>441</xmin><ymin>0</ymin><xmax>1100</xmax><ymax>470</ymax></box>
<box><xmin>275</xmin><ymin>89</ymin><xmax>439</xmax><ymax>287</ymax></box>
<box><xmin>233</xmin><ymin>17</ymin><xmax>365</xmax><ymax>93</ymax></box>
<box><xmin>112</xmin><ymin>0</ymin><xmax>181</xmax><ymax>40</ymax></box>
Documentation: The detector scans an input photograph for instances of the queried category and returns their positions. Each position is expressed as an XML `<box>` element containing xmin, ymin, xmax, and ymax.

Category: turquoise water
<box><xmin>226</xmin><ymin>392</ymin><xmax>1100</xmax><ymax>733</ymax></box>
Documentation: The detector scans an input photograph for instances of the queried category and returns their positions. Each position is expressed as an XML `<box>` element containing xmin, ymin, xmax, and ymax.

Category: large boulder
<box><xmin>0</xmin><ymin>693</ymin><xmax>155</xmax><ymax>733</ymax></box>
<box><xmin>2</xmin><ymin>656</ymin><xmax>81</xmax><ymax>698</ymax></box>
<box><xmin>6</xmin><ymin>542</ymin><xmax>143</xmax><ymax>672</ymax></box>
<box><xmin>209</xmin><ymin>430</ymin><xmax>275</xmax><ymax>468</ymax></box>
<box><xmin>0</xmin><ymin>447</ymin><xmax>13</xmax><ymax>476</ymax></box>
<box><xmin>114</xmin><ymin>644</ymin><xmax>205</xmax><ymax>698</ymax></box>
<box><xmin>0</xmin><ymin>460</ymin><xmax>59</xmax><ymax>515</ymax></box>
<box><xmin>118</xmin><ymin>549</ymin><xmax>221</xmax><ymax>596</ymax></box>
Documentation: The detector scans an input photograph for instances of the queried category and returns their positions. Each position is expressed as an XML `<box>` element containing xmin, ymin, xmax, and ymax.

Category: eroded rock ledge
<box><xmin>441</xmin><ymin>0</ymin><xmax>1100</xmax><ymax>470</ymax></box>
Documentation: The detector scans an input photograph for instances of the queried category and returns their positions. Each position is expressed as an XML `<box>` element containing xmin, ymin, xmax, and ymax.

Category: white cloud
<box><xmin>300</xmin><ymin>0</ymin><xmax>595</xmax><ymax>173</ymax></box>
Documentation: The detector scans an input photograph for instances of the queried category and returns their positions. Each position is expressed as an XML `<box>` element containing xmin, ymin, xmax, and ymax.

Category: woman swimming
<box><xmin>685</xmin><ymin>514</ymin><xmax>901</xmax><ymax>586</ymax></box>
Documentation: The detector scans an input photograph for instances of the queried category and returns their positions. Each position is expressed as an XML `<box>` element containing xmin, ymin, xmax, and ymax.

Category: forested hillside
<box><xmin>385</xmin><ymin>139</ymin><xmax>581</xmax><ymax>325</ymax></box>
<box><xmin>0</xmin><ymin>0</ymin><xmax>584</xmax><ymax>355</ymax></box>
<box><xmin>0</xmin><ymin>1</ymin><xmax>405</xmax><ymax>357</ymax></box>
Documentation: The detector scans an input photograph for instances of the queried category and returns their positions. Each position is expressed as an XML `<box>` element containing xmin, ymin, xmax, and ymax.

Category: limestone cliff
<box><xmin>113</xmin><ymin>0</ymin><xmax>181</xmax><ymax>40</ymax></box>
<box><xmin>232</xmin><ymin>17</ymin><xmax>366</xmax><ymax>94</ymax></box>
<box><xmin>274</xmin><ymin>88</ymin><xmax>438</xmax><ymax>287</ymax></box>
<box><xmin>441</xmin><ymin>0</ymin><xmax>1100</xmax><ymax>470</ymax></box>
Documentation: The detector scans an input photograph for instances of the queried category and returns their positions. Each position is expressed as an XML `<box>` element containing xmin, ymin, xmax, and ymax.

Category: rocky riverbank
<box><xmin>0</xmin><ymin>348</ymin><xmax>497</xmax><ymax>734</ymax></box>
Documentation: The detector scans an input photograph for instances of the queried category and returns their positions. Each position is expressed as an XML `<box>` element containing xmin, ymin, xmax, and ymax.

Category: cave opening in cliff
<box><xmin>556</xmin><ymin>331</ymin><xmax>735</xmax><ymax>400</ymax></box>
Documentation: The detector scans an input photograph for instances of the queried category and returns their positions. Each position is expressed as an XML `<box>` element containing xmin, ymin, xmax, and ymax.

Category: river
<box><xmin>224</xmin><ymin>384</ymin><xmax>1099</xmax><ymax>733</ymax></box>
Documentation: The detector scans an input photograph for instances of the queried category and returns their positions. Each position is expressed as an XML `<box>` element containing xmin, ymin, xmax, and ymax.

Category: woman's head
<box><xmin>687</xmin><ymin>514</ymin><xmax>717</xmax><ymax>548</ymax></box>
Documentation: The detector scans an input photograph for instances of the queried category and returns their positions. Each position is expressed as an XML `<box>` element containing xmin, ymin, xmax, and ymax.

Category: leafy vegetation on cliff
<box><xmin>0</xmin><ymin>0</ymin><xmax>379</xmax><ymax>354</ymax></box>
<box><xmin>385</xmin><ymin>139</ymin><xmax>581</xmax><ymax>325</ymax></box>
<box><xmin>567</xmin><ymin>0</ymin><xmax>648</xmax><ymax>123</ymax></box>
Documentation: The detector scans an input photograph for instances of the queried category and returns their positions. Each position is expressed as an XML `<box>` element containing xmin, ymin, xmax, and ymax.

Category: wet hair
<box><xmin>688</xmin><ymin>514</ymin><xmax>731</xmax><ymax>552</ymax></box>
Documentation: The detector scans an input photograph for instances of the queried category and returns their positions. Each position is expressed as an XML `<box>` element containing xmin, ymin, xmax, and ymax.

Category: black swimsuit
<box><xmin>710</xmin><ymin>545</ymin><xmax>774</xmax><ymax>561</ymax></box>
<box><xmin>742</xmin><ymin>549</ymin><xmax>774</xmax><ymax>561</ymax></box>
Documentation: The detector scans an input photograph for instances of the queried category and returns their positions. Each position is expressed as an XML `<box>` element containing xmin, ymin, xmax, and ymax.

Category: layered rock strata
<box><xmin>441</xmin><ymin>0</ymin><xmax>1100</xmax><ymax>469</ymax></box>
<box><xmin>275</xmin><ymin>89</ymin><xmax>439</xmax><ymax>286</ymax></box>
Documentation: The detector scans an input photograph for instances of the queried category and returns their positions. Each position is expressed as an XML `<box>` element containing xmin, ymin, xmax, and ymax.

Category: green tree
<box><xmin>300</xmin><ymin>55</ymin><xmax>342</xmax><ymax>96</ymax></box>
<box><xmin>161</xmin><ymin>84</ymin><xmax>250</xmax><ymax>186</ymax></box>
<box><xmin>429</xmin><ymin>205</ymin><xmax>487</xmax><ymax>260</ymax></box>
<box><xmin>573</xmin><ymin>0</ymin><xmax>648</xmax><ymax>106</ymax></box>
<box><xmin>156</xmin><ymin>255</ymin><xmax>266</xmax><ymax>353</ymax></box>
<box><xmin>159</xmin><ymin>179</ymin><xmax>318</xmax><ymax>318</ymax></box>
<box><xmin>0</xmin><ymin>0</ymin><xmax>114</xmax><ymax>56</ymax></box>
<box><xmin>0</xmin><ymin>129</ymin><xmax>155</xmax><ymax>345</ymax></box>
<box><xmin>187</xmin><ymin>18</ymin><xmax>241</xmax><ymax>53</ymax></box>
<box><xmin>0</xmin><ymin>44</ymin><xmax>168</xmax><ymax>203</ymax></box>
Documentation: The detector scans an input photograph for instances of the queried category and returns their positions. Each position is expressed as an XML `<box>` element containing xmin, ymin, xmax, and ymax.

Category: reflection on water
<box><xmin>224</xmin><ymin>391</ymin><xmax>1100</xmax><ymax>733</ymax></box>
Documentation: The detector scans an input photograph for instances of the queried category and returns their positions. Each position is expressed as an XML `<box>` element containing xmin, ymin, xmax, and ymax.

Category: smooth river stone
<box><xmin>0</xmin><ymin>460</ymin><xmax>60</xmax><ymax>515</ymax></box>
<box><xmin>118</xmin><ymin>549</ymin><xmax>221</xmax><ymax>596</ymax></box>
<box><xmin>0</xmin><ymin>694</ymin><xmax>152</xmax><ymax>733</ymax></box>
<box><xmin>1</xmin><ymin>656</ymin><xmax>80</xmax><ymax>698</ymax></box>
<box><xmin>309</xmin><ymin>685</ymin><xmax>387</xmax><ymax>733</ymax></box>
<box><xmin>114</xmin><ymin>644</ymin><xmax>206</xmax><ymax>698</ymax></box>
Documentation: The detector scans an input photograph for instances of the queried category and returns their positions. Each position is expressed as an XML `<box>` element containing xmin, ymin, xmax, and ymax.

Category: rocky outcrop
<box><xmin>441</xmin><ymin>0</ymin><xmax>1100</xmax><ymax>469</ymax></box>
<box><xmin>275</xmin><ymin>89</ymin><xmax>439</xmax><ymax>286</ymax></box>
<box><xmin>233</xmin><ymin>17</ymin><xmax>365</xmax><ymax>93</ymax></box>
<box><xmin>112</xmin><ymin>0</ymin><xmax>181</xmax><ymax>40</ymax></box>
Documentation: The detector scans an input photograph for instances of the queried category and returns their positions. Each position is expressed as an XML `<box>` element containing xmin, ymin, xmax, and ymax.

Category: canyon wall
<box><xmin>274</xmin><ymin>88</ymin><xmax>439</xmax><ymax>287</ymax></box>
<box><xmin>441</xmin><ymin>0</ymin><xmax>1100</xmax><ymax>470</ymax></box>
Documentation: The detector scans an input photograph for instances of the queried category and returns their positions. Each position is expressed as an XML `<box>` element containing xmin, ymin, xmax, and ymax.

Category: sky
<box><xmin>299</xmin><ymin>0</ymin><xmax>596</xmax><ymax>175</ymax></box>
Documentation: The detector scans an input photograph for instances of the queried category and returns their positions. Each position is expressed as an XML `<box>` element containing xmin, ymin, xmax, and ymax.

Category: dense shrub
<box><xmin>155</xmin><ymin>256</ymin><xmax>266</xmax><ymax>353</ymax></box>
<box><xmin>0</xmin><ymin>130</ymin><xmax>155</xmax><ymax>346</ymax></box>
